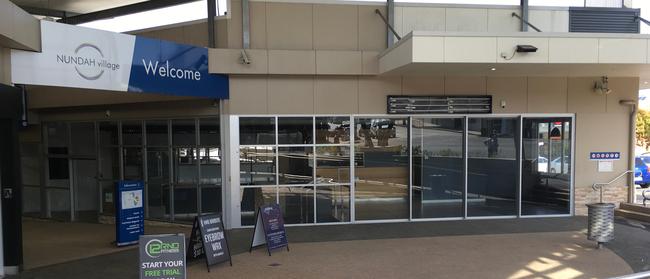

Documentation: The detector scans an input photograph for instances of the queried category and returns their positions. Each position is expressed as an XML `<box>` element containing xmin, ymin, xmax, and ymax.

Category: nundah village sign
<box><xmin>139</xmin><ymin>234</ymin><xmax>186</xmax><ymax>279</ymax></box>
<box><xmin>250</xmin><ymin>203</ymin><xmax>290</xmax><ymax>256</ymax></box>
<box><xmin>187</xmin><ymin>214</ymin><xmax>232</xmax><ymax>271</ymax></box>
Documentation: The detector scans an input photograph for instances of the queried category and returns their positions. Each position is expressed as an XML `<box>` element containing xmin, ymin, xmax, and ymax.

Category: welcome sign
<box><xmin>11</xmin><ymin>21</ymin><xmax>228</xmax><ymax>99</ymax></box>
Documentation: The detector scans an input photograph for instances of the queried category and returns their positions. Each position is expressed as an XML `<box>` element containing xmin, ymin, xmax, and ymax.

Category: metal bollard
<box><xmin>587</xmin><ymin>203</ymin><xmax>616</xmax><ymax>249</ymax></box>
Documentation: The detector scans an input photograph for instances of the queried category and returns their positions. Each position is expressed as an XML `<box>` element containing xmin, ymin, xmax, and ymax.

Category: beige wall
<box><xmin>0</xmin><ymin>47</ymin><xmax>10</xmax><ymax>85</ymax></box>
<box><xmin>226</xmin><ymin>75</ymin><xmax>638</xmax><ymax>215</ymax></box>
<box><xmin>0</xmin><ymin>0</ymin><xmax>40</xmax><ymax>51</ymax></box>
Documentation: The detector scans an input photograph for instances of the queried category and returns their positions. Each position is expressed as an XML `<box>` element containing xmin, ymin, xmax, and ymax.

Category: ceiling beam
<box><xmin>58</xmin><ymin>0</ymin><xmax>200</xmax><ymax>25</ymax></box>
<box><xmin>19</xmin><ymin>6</ymin><xmax>80</xmax><ymax>19</ymax></box>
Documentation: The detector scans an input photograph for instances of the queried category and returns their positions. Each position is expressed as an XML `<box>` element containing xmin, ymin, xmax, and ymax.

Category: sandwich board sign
<box><xmin>249</xmin><ymin>203</ymin><xmax>289</xmax><ymax>255</ymax></box>
<box><xmin>139</xmin><ymin>234</ymin><xmax>186</xmax><ymax>279</ymax></box>
<box><xmin>187</xmin><ymin>214</ymin><xmax>232</xmax><ymax>271</ymax></box>
<box><xmin>116</xmin><ymin>180</ymin><xmax>144</xmax><ymax>246</ymax></box>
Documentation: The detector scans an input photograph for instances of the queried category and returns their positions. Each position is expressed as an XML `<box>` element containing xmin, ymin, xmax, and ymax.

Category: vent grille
<box><xmin>569</xmin><ymin>7</ymin><xmax>640</xmax><ymax>33</ymax></box>
<box><xmin>387</xmin><ymin>95</ymin><xmax>492</xmax><ymax>114</ymax></box>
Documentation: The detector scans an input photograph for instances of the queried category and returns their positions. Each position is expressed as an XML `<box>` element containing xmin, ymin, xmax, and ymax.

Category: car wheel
<box><xmin>643</xmin><ymin>184</ymin><xmax>650</xmax><ymax>189</ymax></box>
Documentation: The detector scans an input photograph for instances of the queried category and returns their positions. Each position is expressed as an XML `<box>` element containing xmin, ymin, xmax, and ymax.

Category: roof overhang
<box><xmin>379</xmin><ymin>31</ymin><xmax>650</xmax><ymax>89</ymax></box>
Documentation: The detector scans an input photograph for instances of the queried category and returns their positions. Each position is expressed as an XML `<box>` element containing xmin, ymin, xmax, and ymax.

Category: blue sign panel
<box><xmin>249</xmin><ymin>203</ymin><xmax>289</xmax><ymax>255</ymax></box>
<box><xmin>590</xmin><ymin>152</ymin><xmax>621</xmax><ymax>160</ymax></box>
<box><xmin>116</xmin><ymin>180</ymin><xmax>145</xmax><ymax>246</ymax></box>
<box><xmin>128</xmin><ymin>37</ymin><xmax>229</xmax><ymax>99</ymax></box>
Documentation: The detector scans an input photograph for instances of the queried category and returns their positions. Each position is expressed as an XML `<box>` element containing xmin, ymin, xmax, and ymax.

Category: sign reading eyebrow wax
<box><xmin>11</xmin><ymin>21</ymin><xmax>229</xmax><ymax>99</ymax></box>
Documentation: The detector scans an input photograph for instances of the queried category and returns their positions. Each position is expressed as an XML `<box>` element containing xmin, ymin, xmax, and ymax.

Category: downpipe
<box><xmin>620</xmin><ymin>99</ymin><xmax>637</xmax><ymax>203</ymax></box>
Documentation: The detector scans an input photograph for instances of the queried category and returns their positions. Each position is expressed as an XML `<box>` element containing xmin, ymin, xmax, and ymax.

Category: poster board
<box><xmin>116</xmin><ymin>180</ymin><xmax>144</xmax><ymax>247</ymax></box>
<box><xmin>249</xmin><ymin>204</ymin><xmax>289</xmax><ymax>256</ymax></box>
<box><xmin>139</xmin><ymin>234</ymin><xmax>186</xmax><ymax>279</ymax></box>
<box><xmin>187</xmin><ymin>214</ymin><xmax>232</xmax><ymax>271</ymax></box>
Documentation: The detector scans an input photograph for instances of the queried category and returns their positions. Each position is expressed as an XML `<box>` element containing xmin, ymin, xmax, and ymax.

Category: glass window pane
<box><xmin>101</xmin><ymin>181</ymin><xmax>116</xmax><ymax>216</ymax></box>
<box><xmin>467</xmin><ymin>118</ymin><xmax>519</xmax><ymax>217</ymax></box>
<box><xmin>278</xmin><ymin>117</ymin><xmax>313</xmax><ymax>144</ymax></box>
<box><xmin>279</xmin><ymin>147</ymin><xmax>313</xmax><ymax>185</ymax></box>
<box><xmin>174</xmin><ymin>186</ymin><xmax>197</xmax><ymax>222</ymax></box>
<box><xmin>240</xmin><ymin>117</ymin><xmax>275</xmax><ymax>145</ymax></box>
<box><xmin>354</xmin><ymin>117</ymin><xmax>409</xmax><ymax>220</ymax></box>
<box><xmin>522</xmin><ymin>118</ymin><xmax>571</xmax><ymax>215</ymax></box>
<box><xmin>146</xmin><ymin>120</ymin><xmax>169</xmax><ymax>146</ymax></box>
<box><xmin>200</xmin><ymin>148</ymin><xmax>222</xmax><ymax>185</ymax></box>
<box><xmin>99</xmin><ymin>122</ymin><xmax>119</xmax><ymax>146</ymax></box>
<box><xmin>316</xmin><ymin>117</ymin><xmax>350</xmax><ymax>144</ymax></box>
<box><xmin>240</xmin><ymin>146</ymin><xmax>276</xmax><ymax>186</ymax></box>
<box><xmin>172</xmin><ymin>119</ymin><xmax>196</xmax><ymax>146</ymax></box>
<box><xmin>148</xmin><ymin>183</ymin><xmax>170</xmax><ymax>220</ymax></box>
<box><xmin>48</xmin><ymin>188</ymin><xmax>70</xmax><ymax>221</ymax></box>
<box><xmin>174</xmin><ymin>147</ymin><xmax>198</xmax><ymax>184</ymax></box>
<box><xmin>201</xmin><ymin>187</ymin><xmax>222</xmax><ymax>214</ymax></box>
<box><xmin>412</xmin><ymin>118</ymin><xmax>464</xmax><ymax>219</ymax></box>
<box><xmin>147</xmin><ymin>148</ymin><xmax>169</xmax><ymax>183</ymax></box>
<box><xmin>48</xmin><ymin>157</ymin><xmax>69</xmax><ymax>180</ymax></box>
<box><xmin>199</xmin><ymin>118</ymin><xmax>220</xmax><ymax>146</ymax></box>
<box><xmin>240</xmin><ymin>187</ymin><xmax>276</xmax><ymax>226</ymax></box>
<box><xmin>279</xmin><ymin>186</ymin><xmax>314</xmax><ymax>224</ymax></box>
<box><xmin>47</xmin><ymin>122</ymin><xmax>69</xmax><ymax>148</ymax></box>
<box><xmin>70</xmin><ymin>122</ymin><xmax>95</xmax><ymax>156</ymax></box>
<box><xmin>23</xmin><ymin>186</ymin><xmax>41</xmax><ymax>216</ymax></box>
<box><xmin>99</xmin><ymin>147</ymin><xmax>119</xmax><ymax>180</ymax></box>
<box><xmin>123</xmin><ymin>147</ymin><xmax>143</xmax><ymax>180</ymax></box>
<box><xmin>316</xmin><ymin>185</ymin><xmax>350</xmax><ymax>223</ymax></box>
<box><xmin>316</xmin><ymin>146</ymin><xmax>350</xmax><ymax>184</ymax></box>
<box><xmin>122</xmin><ymin>121</ymin><xmax>143</xmax><ymax>146</ymax></box>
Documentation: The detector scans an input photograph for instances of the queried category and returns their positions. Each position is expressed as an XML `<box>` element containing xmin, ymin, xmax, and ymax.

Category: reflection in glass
<box><xmin>522</xmin><ymin>118</ymin><xmax>571</xmax><ymax>215</ymax></box>
<box><xmin>316</xmin><ymin>146</ymin><xmax>350</xmax><ymax>184</ymax></box>
<box><xmin>240</xmin><ymin>187</ymin><xmax>276</xmax><ymax>225</ymax></box>
<box><xmin>278</xmin><ymin>117</ymin><xmax>313</xmax><ymax>144</ymax></box>
<box><xmin>172</xmin><ymin>119</ymin><xmax>196</xmax><ymax>146</ymax></box>
<box><xmin>174</xmin><ymin>148</ymin><xmax>198</xmax><ymax>184</ymax></box>
<box><xmin>70</xmin><ymin>122</ymin><xmax>95</xmax><ymax>156</ymax></box>
<box><xmin>279</xmin><ymin>186</ymin><xmax>314</xmax><ymax>224</ymax></box>
<box><xmin>201</xmin><ymin>187</ymin><xmax>222</xmax><ymax>214</ymax></box>
<box><xmin>467</xmin><ymin>118</ymin><xmax>518</xmax><ymax>217</ymax></box>
<box><xmin>123</xmin><ymin>147</ymin><xmax>143</xmax><ymax>180</ymax></box>
<box><xmin>146</xmin><ymin>120</ymin><xmax>169</xmax><ymax>146</ymax></box>
<box><xmin>122</xmin><ymin>121</ymin><xmax>143</xmax><ymax>145</ymax></box>
<box><xmin>354</xmin><ymin>117</ymin><xmax>409</xmax><ymax>220</ymax></box>
<box><xmin>240</xmin><ymin>117</ymin><xmax>275</xmax><ymax>145</ymax></box>
<box><xmin>412</xmin><ymin>118</ymin><xmax>464</xmax><ymax>219</ymax></box>
<box><xmin>279</xmin><ymin>147</ymin><xmax>313</xmax><ymax>185</ymax></box>
<box><xmin>47</xmin><ymin>122</ymin><xmax>69</xmax><ymax>148</ymax></box>
<box><xmin>240</xmin><ymin>147</ymin><xmax>276</xmax><ymax>186</ymax></box>
<box><xmin>100</xmin><ymin>147</ymin><xmax>119</xmax><ymax>180</ymax></box>
<box><xmin>148</xmin><ymin>183</ymin><xmax>170</xmax><ymax>220</ymax></box>
<box><xmin>316</xmin><ymin>117</ymin><xmax>350</xmax><ymax>144</ymax></box>
<box><xmin>316</xmin><ymin>185</ymin><xmax>350</xmax><ymax>222</ymax></box>
<box><xmin>147</xmin><ymin>148</ymin><xmax>169</xmax><ymax>183</ymax></box>
<box><xmin>174</xmin><ymin>187</ymin><xmax>197</xmax><ymax>221</ymax></box>
<box><xmin>99</xmin><ymin>122</ymin><xmax>118</xmax><ymax>146</ymax></box>
<box><xmin>200</xmin><ymin>118</ymin><xmax>220</xmax><ymax>146</ymax></box>
<box><xmin>200</xmin><ymin>148</ymin><xmax>222</xmax><ymax>185</ymax></box>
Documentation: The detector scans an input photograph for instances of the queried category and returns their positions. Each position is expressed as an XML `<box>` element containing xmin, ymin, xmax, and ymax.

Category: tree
<box><xmin>637</xmin><ymin>109</ymin><xmax>650</xmax><ymax>149</ymax></box>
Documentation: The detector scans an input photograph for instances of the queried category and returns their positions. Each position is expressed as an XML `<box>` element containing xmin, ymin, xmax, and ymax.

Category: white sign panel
<box><xmin>12</xmin><ymin>21</ymin><xmax>135</xmax><ymax>91</ymax></box>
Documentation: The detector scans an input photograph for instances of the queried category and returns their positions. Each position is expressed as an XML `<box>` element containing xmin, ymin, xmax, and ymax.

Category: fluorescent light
<box><xmin>79</xmin><ymin>0</ymin><xmax>227</xmax><ymax>33</ymax></box>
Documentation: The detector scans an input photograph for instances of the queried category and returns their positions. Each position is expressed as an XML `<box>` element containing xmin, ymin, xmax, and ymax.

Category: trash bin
<box><xmin>587</xmin><ymin>203</ymin><xmax>616</xmax><ymax>249</ymax></box>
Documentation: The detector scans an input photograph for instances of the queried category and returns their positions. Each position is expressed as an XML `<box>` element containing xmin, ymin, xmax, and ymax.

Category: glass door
<box><xmin>411</xmin><ymin>117</ymin><xmax>465</xmax><ymax>219</ymax></box>
<box><xmin>72</xmin><ymin>159</ymin><xmax>98</xmax><ymax>222</ymax></box>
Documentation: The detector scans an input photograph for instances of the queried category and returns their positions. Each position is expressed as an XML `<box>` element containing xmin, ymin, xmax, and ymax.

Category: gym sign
<box><xmin>11</xmin><ymin>21</ymin><xmax>228</xmax><ymax>99</ymax></box>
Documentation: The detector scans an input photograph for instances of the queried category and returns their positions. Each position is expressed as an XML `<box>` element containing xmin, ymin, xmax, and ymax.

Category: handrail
<box><xmin>375</xmin><ymin>9</ymin><xmax>401</xmax><ymax>41</ymax></box>
<box><xmin>607</xmin><ymin>270</ymin><xmax>650</xmax><ymax>279</ymax></box>
<box><xmin>635</xmin><ymin>16</ymin><xmax>650</xmax><ymax>27</ymax></box>
<box><xmin>511</xmin><ymin>12</ymin><xmax>542</xmax><ymax>32</ymax></box>
<box><xmin>592</xmin><ymin>170</ymin><xmax>633</xmax><ymax>203</ymax></box>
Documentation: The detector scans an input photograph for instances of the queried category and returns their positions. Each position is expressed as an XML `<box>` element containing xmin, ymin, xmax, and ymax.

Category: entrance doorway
<box><xmin>72</xmin><ymin>159</ymin><xmax>98</xmax><ymax>222</ymax></box>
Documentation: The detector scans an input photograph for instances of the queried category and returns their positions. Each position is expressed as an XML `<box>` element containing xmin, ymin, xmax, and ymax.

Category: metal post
<box><xmin>207</xmin><ymin>0</ymin><xmax>216</xmax><ymax>48</ymax></box>
<box><xmin>520</xmin><ymin>0</ymin><xmax>529</xmax><ymax>32</ymax></box>
<box><xmin>387</xmin><ymin>0</ymin><xmax>395</xmax><ymax>47</ymax></box>
<box><xmin>242</xmin><ymin>0</ymin><xmax>250</xmax><ymax>49</ymax></box>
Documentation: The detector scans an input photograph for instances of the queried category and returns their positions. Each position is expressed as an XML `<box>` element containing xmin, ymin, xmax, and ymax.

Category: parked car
<box><xmin>536</xmin><ymin>156</ymin><xmax>548</xmax><ymax>173</ymax></box>
<box><xmin>550</xmin><ymin>156</ymin><xmax>570</xmax><ymax>174</ymax></box>
<box><xmin>635</xmin><ymin>157</ymin><xmax>650</xmax><ymax>188</ymax></box>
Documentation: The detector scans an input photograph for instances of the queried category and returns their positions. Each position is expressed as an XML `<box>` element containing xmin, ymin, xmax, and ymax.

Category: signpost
<box><xmin>250</xmin><ymin>204</ymin><xmax>289</xmax><ymax>256</ymax></box>
<box><xmin>116</xmin><ymin>180</ymin><xmax>144</xmax><ymax>247</ymax></box>
<box><xmin>139</xmin><ymin>234</ymin><xmax>186</xmax><ymax>279</ymax></box>
<box><xmin>187</xmin><ymin>214</ymin><xmax>232</xmax><ymax>271</ymax></box>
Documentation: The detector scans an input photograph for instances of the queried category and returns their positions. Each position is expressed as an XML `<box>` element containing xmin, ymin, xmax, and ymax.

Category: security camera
<box><xmin>594</xmin><ymin>76</ymin><xmax>612</xmax><ymax>95</ymax></box>
<box><xmin>240</xmin><ymin>49</ymin><xmax>251</xmax><ymax>65</ymax></box>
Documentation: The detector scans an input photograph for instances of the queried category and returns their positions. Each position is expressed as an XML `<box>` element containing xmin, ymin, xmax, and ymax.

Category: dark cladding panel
<box><xmin>388</xmin><ymin>95</ymin><xmax>492</xmax><ymax>114</ymax></box>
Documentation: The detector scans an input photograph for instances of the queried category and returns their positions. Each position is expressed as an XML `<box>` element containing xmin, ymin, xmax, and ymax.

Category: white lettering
<box><xmin>142</xmin><ymin>59</ymin><xmax>159</xmax><ymax>75</ymax></box>
<box><xmin>141</xmin><ymin>59</ymin><xmax>201</xmax><ymax>81</ymax></box>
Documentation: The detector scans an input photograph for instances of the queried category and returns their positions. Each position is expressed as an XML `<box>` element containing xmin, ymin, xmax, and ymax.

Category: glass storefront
<box><xmin>39</xmin><ymin>117</ymin><xmax>222</xmax><ymax>223</ymax></box>
<box><xmin>234</xmin><ymin>115</ymin><xmax>573</xmax><ymax>227</ymax></box>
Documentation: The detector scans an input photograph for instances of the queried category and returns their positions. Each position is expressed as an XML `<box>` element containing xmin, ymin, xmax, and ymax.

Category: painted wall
<box><xmin>225</xmin><ymin>75</ymin><xmax>638</xmax><ymax>215</ymax></box>
<box><xmin>0</xmin><ymin>48</ymin><xmax>10</xmax><ymax>85</ymax></box>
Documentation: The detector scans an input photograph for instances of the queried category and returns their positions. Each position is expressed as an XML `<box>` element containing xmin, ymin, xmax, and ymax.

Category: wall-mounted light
<box><xmin>594</xmin><ymin>76</ymin><xmax>612</xmax><ymax>95</ymax></box>
<box><xmin>501</xmin><ymin>44</ymin><xmax>538</xmax><ymax>60</ymax></box>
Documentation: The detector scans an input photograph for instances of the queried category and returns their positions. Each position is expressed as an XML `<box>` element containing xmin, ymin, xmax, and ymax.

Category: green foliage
<box><xmin>637</xmin><ymin>109</ymin><xmax>650</xmax><ymax>149</ymax></box>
